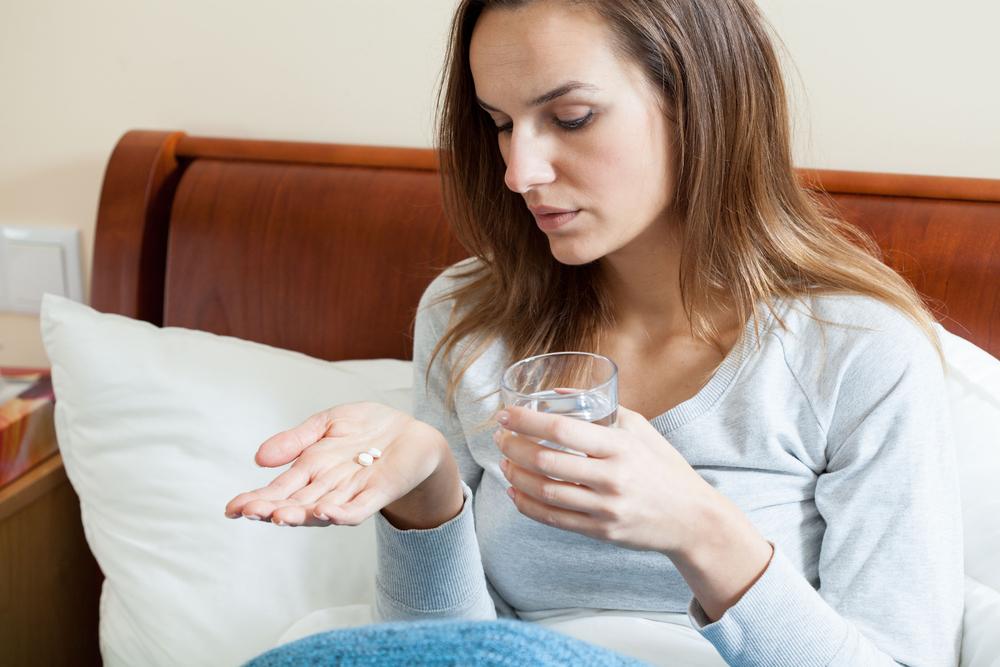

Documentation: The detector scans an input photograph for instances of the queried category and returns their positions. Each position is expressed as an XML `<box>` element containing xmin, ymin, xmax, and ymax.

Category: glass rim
<box><xmin>500</xmin><ymin>351</ymin><xmax>619</xmax><ymax>399</ymax></box>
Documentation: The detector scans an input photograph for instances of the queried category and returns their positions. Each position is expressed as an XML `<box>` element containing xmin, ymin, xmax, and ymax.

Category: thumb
<box><xmin>255</xmin><ymin>410</ymin><xmax>333</xmax><ymax>467</ymax></box>
<box><xmin>614</xmin><ymin>404</ymin><xmax>649</xmax><ymax>431</ymax></box>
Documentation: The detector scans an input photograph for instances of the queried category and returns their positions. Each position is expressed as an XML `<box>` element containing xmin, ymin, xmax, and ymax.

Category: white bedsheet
<box><xmin>275</xmin><ymin>605</ymin><xmax>726</xmax><ymax>666</ymax></box>
<box><xmin>529</xmin><ymin>609</ymin><xmax>727</xmax><ymax>666</ymax></box>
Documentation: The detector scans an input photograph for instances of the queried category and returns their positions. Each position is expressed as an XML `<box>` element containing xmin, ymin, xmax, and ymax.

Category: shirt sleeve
<box><xmin>686</xmin><ymin>318</ymin><xmax>964</xmax><ymax>666</ymax></box>
<box><xmin>373</xmin><ymin>271</ymin><xmax>498</xmax><ymax>622</ymax></box>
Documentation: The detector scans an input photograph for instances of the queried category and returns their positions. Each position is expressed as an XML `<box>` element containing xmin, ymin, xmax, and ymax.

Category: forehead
<box><xmin>469</xmin><ymin>3</ymin><xmax>630</xmax><ymax>104</ymax></box>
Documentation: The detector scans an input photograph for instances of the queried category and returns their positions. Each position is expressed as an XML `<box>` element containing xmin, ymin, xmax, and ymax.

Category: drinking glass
<box><xmin>500</xmin><ymin>351</ymin><xmax>618</xmax><ymax>458</ymax></box>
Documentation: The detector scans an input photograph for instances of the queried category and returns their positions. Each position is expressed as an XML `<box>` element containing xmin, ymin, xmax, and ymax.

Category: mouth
<box><xmin>528</xmin><ymin>206</ymin><xmax>581</xmax><ymax>232</ymax></box>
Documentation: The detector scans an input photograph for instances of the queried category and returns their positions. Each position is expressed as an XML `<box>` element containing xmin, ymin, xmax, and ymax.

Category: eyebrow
<box><xmin>476</xmin><ymin>81</ymin><xmax>600</xmax><ymax>113</ymax></box>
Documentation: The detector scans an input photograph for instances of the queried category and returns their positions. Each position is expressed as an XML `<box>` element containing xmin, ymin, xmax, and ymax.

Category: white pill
<box><xmin>367</xmin><ymin>447</ymin><xmax>383</xmax><ymax>458</ymax></box>
<box><xmin>357</xmin><ymin>452</ymin><xmax>375</xmax><ymax>466</ymax></box>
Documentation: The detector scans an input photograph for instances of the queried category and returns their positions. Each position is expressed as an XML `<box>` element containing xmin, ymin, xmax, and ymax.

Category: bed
<box><xmin>12</xmin><ymin>129</ymin><xmax>1000</xmax><ymax>665</ymax></box>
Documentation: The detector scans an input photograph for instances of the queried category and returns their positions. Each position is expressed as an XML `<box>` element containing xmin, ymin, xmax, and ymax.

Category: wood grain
<box><xmin>175</xmin><ymin>135</ymin><xmax>439</xmax><ymax>171</ymax></box>
<box><xmin>90</xmin><ymin>130</ymin><xmax>186</xmax><ymax>321</ymax></box>
<box><xmin>799</xmin><ymin>168</ymin><xmax>1000</xmax><ymax>203</ymax></box>
<box><xmin>161</xmin><ymin>158</ymin><xmax>467</xmax><ymax>361</ymax></box>
<box><xmin>832</xmin><ymin>194</ymin><xmax>1000</xmax><ymax>351</ymax></box>
<box><xmin>0</xmin><ymin>455</ymin><xmax>102</xmax><ymax>666</ymax></box>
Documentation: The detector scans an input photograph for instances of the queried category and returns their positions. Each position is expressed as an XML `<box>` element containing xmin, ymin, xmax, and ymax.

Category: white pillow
<box><xmin>937</xmin><ymin>325</ymin><xmax>1000</xmax><ymax>593</ymax></box>
<box><xmin>39</xmin><ymin>293</ymin><xmax>414</xmax><ymax>667</ymax></box>
<box><xmin>961</xmin><ymin>576</ymin><xmax>1000</xmax><ymax>667</ymax></box>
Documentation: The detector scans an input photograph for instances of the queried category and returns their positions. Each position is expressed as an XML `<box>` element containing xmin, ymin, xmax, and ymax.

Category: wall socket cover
<box><xmin>0</xmin><ymin>225</ymin><xmax>84</xmax><ymax>315</ymax></box>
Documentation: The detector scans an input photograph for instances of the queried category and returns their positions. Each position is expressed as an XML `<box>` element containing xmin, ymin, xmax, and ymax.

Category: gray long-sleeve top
<box><xmin>374</xmin><ymin>260</ymin><xmax>964</xmax><ymax>666</ymax></box>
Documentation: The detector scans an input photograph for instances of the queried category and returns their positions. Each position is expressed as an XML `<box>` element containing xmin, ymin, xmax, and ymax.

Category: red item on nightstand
<box><xmin>0</xmin><ymin>367</ymin><xmax>58</xmax><ymax>487</ymax></box>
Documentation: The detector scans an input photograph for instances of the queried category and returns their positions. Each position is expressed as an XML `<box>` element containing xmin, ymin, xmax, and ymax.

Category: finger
<box><xmin>226</xmin><ymin>493</ymin><xmax>273</xmax><ymax>518</ymax></box>
<box><xmin>255</xmin><ymin>410</ymin><xmax>337</xmax><ymax>467</ymax></box>
<box><xmin>507</xmin><ymin>484</ymin><xmax>597</xmax><ymax>536</ymax></box>
<box><xmin>500</xmin><ymin>458</ymin><xmax>605</xmax><ymax>514</ymax></box>
<box><xmin>266</xmin><ymin>463</ymin><xmax>367</xmax><ymax>526</ymax></box>
<box><xmin>307</xmin><ymin>468</ymin><xmax>370</xmax><ymax>519</ymax></box>
<box><xmin>241</xmin><ymin>476</ymin><xmax>348</xmax><ymax>521</ymax></box>
<box><xmin>236</xmin><ymin>491</ymin><xmax>320</xmax><ymax>521</ymax></box>
<box><xmin>496</xmin><ymin>429</ymin><xmax>610</xmax><ymax>491</ymax></box>
<box><xmin>615</xmin><ymin>405</ymin><xmax>658</xmax><ymax>433</ymax></box>
<box><xmin>243</xmin><ymin>498</ymin><xmax>300</xmax><ymax>523</ymax></box>
<box><xmin>269</xmin><ymin>502</ymin><xmax>332</xmax><ymax>527</ymax></box>
<box><xmin>224</xmin><ymin>465</ymin><xmax>312</xmax><ymax>517</ymax></box>
<box><xmin>316</xmin><ymin>486</ymin><xmax>387</xmax><ymax>526</ymax></box>
<box><xmin>498</xmin><ymin>405</ymin><xmax>617</xmax><ymax>458</ymax></box>
<box><xmin>283</xmin><ymin>461</ymin><xmax>363</xmax><ymax>506</ymax></box>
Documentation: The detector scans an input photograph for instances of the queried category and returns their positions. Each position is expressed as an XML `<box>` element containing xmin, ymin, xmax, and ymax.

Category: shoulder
<box><xmin>794</xmin><ymin>292</ymin><xmax>927</xmax><ymax>333</ymax></box>
<box><xmin>766</xmin><ymin>293</ymin><xmax>944</xmax><ymax>433</ymax></box>
<box><xmin>414</xmin><ymin>257</ymin><xmax>486</xmax><ymax>342</ymax></box>
<box><xmin>418</xmin><ymin>257</ymin><xmax>484</xmax><ymax>311</ymax></box>
<box><xmin>771</xmin><ymin>292</ymin><xmax>940</xmax><ymax>371</ymax></box>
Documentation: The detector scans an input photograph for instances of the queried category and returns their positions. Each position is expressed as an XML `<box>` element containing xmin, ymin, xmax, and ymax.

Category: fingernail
<box><xmin>493</xmin><ymin>429</ymin><xmax>501</xmax><ymax>444</ymax></box>
<box><xmin>274</xmin><ymin>519</ymin><xmax>285</xmax><ymax>526</ymax></box>
<box><xmin>500</xmin><ymin>457</ymin><xmax>509</xmax><ymax>473</ymax></box>
<box><xmin>245</xmin><ymin>514</ymin><xmax>261</xmax><ymax>521</ymax></box>
<box><xmin>506</xmin><ymin>487</ymin><xmax>516</xmax><ymax>500</ymax></box>
<box><xmin>315</xmin><ymin>512</ymin><xmax>329</xmax><ymax>521</ymax></box>
<box><xmin>496</xmin><ymin>410</ymin><xmax>510</xmax><ymax>425</ymax></box>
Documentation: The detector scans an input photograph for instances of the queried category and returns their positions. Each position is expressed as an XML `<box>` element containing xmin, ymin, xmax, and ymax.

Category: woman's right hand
<box><xmin>223</xmin><ymin>402</ymin><xmax>461</xmax><ymax>528</ymax></box>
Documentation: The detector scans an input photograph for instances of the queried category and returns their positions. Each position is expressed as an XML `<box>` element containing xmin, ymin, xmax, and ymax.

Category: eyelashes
<box><xmin>557</xmin><ymin>111</ymin><xmax>594</xmax><ymax>131</ymax></box>
<box><xmin>495</xmin><ymin>110</ymin><xmax>595</xmax><ymax>134</ymax></box>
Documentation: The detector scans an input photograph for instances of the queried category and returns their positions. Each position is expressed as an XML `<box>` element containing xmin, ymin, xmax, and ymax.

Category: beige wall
<box><xmin>2</xmin><ymin>0</ymin><xmax>998</xmax><ymax>368</ymax></box>
<box><xmin>758</xmin><ymin>0</ymin><xmax>1000</xmax><ymax>177</ymax></box>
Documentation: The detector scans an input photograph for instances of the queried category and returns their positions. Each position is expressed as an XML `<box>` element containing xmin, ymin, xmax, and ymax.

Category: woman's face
<box><xmin>469</xmin><ymin>1</ymin><xmax>676</xmax><ymax>266</ymax></box>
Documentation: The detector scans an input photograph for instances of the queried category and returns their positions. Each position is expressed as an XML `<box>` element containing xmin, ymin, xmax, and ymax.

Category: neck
<box><xmin>598</xmin><ymin>221</ymin><xmax>689</xmax><ymax>337</ymax></box>
<box><xmin>597</xmin><ymin>226</ymin><xmax>739</xmax><ymax>349</ymax></box>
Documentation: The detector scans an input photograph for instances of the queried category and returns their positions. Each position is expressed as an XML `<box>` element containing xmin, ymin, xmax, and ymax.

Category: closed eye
<box><xmin>496</xmin><ymin>111</ymin><xmax>596</xmax><ymax>134</ymax></box>
<box><xmin>556</xmin><ymin>111</ymin><xmax>594</xmax><ymax>130</ymax></box>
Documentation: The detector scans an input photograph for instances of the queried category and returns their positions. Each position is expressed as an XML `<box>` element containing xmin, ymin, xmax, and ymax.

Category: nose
<box><xmin>502</xmin><ymin>129</ymin><xmax>556</xmax><ymax>194</ymax></box>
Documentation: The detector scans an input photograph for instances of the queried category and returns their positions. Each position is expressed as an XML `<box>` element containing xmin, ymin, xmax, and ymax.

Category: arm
<box><xmin>682</xmin><ymin>323</ymin><xmax>964</xmax><ymax>666</ymax></box>
<box><xmin>373</xmin><ymin>273</ymin><xmax>498</xmax><ymax>622</ymax></box>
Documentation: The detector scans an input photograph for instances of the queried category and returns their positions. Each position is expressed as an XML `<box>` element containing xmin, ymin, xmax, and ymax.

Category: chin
<box><xmin>546</xmin><ymin>238</ymin><xmax>604</xmax><ymax>266</ymax></box>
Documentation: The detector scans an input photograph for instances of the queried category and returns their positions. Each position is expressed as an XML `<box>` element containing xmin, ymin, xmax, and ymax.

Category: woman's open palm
<box><xmin>224</xmin><ymin>402</ymin><xmax>443</xmax><ymax>527</ymax></box>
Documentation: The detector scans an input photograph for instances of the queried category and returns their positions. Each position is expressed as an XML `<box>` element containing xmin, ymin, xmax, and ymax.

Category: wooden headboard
<box><xmin>91</xmin><ymin>131</ymin><xmax>468</xmax><ymax>362</ymax></box>
<box><xmin>92</xmin><ymin>130</ymin><xmax>999</xmax><ymax>360</ymax></box>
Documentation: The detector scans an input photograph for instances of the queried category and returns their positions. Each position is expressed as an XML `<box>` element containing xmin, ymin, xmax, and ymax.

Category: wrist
<box><xmin>380</xmin><ymin>427</ymin><xmax>464</xmax><ymax>530</ymax></box>
<box><xmin>670</xmin><ymin>488</ymin><xmax>774</xmax><ymax>622</ymax></box>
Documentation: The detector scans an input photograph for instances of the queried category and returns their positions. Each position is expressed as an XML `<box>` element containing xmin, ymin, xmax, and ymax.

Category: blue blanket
<box><xmin>244</xmin><ymin>618</ymin><xmax>652</xmax><ymax>666</ymax></box>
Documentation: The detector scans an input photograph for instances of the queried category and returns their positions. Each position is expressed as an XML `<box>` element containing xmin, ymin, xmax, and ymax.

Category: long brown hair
<box><xmin>428</xmin><ymin>0</ymin><xmax>939</xmax><ymax>411</ymax></box>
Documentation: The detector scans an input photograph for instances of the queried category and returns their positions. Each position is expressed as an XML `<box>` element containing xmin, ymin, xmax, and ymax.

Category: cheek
<box><xmin>578</xmin><ymin>123</ymin><xmax>672</xmax><ymax>222</ymax></box>
<box><xmin>565</xmin><ymin>128</ymin><xmax>635</xmax><ymax>203</ymax></box>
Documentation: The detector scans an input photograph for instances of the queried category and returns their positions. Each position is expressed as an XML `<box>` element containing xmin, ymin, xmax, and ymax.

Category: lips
<box><xmin>528</xmin><ymin>205</ymin><xmax>576</xmax><ymax>216</ymax></box>
<box><xmin>528</xmin><ymin>205</ymin><xmax>581</xmax><ymax>232</ymax></box>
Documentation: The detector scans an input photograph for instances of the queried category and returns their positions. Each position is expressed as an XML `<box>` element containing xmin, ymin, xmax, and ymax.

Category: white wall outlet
<box><xmin>0</xmin><ymin>225</ymin><xmax>84</xmax><ymax>315</ymax></box>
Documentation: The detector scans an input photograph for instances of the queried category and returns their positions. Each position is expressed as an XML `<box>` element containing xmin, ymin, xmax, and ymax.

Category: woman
<box><xmin>226</xmin><ymin>1</ymin><xmax>964</xmax><ymax>664</ymax></box>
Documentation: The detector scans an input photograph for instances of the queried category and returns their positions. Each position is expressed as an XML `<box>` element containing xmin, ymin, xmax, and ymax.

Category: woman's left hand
<box><xmin>493</xmin><ymin>404</ymin><xmax>720</xmax><ymax>556</ymax></box>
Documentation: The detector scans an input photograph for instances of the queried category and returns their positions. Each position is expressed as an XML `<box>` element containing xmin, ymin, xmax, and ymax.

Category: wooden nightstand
<box><xmin>0</xmin><ymin>369</ymin><xmax>102</xmax><ymax>666</ymax></box>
